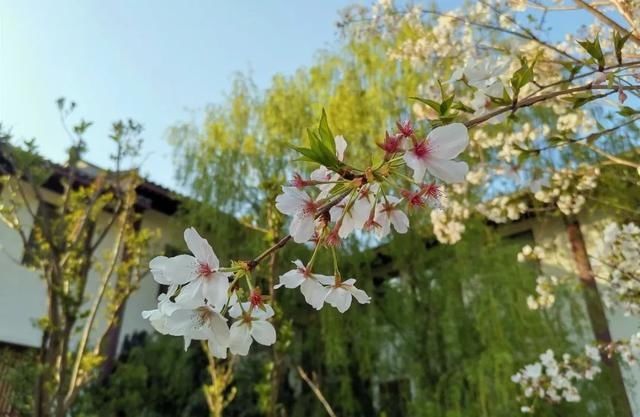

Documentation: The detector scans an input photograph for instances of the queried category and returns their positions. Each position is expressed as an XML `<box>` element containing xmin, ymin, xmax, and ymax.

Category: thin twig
<box><xmin>296</xmin><ymin>366</ymin><xmax>337</xmax><ymax>417</ymax></box>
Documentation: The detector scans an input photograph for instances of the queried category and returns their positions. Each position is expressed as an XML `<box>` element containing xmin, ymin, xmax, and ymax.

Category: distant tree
<box><xmin>0</xmin><ymin>99</ymin><xmax>155</xmax><ymax>417</ymax></box>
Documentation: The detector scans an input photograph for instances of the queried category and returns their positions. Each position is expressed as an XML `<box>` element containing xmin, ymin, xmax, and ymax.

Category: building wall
<box><xmin>531</xmin><ymin>210</ymin><xmax>640</xmax><ymax>415</ymax></box>
<box><xmin>0</xmin><ymin>186</ymin><xmax>45</xmax><ymax>348</ymax></box>
<box><xmin>0</xmin><ymin>183</ymin><xmax>184</xmax><ymax>353</ymax></box>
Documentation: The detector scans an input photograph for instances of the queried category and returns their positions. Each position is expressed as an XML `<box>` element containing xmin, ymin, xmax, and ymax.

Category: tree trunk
<box><xmin>564</xmin><ymin>217</ymin><xmax>634</xmax><ymax>417</ymax></box>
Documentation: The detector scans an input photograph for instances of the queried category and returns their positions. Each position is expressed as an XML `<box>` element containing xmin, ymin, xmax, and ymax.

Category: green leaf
<box><xmin>440</xmin><ymin>95</ymin><xmax>455</xmax><ymax>115</ymax></box>
<box><xmin>510</xmin><ymin>57</ymin><xmax>534</xmax><ymax>96</ymax></box>
<box><xmin>613</xmin><ymin>31</ymin><xmax>630</xmax><ymax>65</ymax></box>
<box><xmin>563</xmin><ymin>92</ymin><xmax>609</xmax><ymax>109</ymax></box>
<box><xmin>410</xmin><ymin>96</ymin><xmax>441</xmax><ymax>112</ymax></box>
<box><xmin>317</xmin><ymin>108</ymin><xmax>335</xmax><ymax>154</ymax></box>
<box><xmin>452</xmin><ymin>101</ymin><xmax>475</xmax><ymax>114</ymax></box>
<box><xmin>489</xmin><ymin>88</ymin><xmax>512</xmax><ymax>106</ymax></box>
<box><xmin>618</xmin><ymin>106</ymin><xmax>640</xmax><ymax>117</ymax></box>
<box><xmin>578</xmin><ymin>35</ymin><xmax>605</xmax><ymax>69</ymax></box>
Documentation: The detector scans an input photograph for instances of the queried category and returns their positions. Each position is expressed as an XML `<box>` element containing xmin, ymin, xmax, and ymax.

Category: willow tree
<box><xmin>156</xmin><ymin>1</ymin><xmax>640</xmax><ymax>416</ymax></box>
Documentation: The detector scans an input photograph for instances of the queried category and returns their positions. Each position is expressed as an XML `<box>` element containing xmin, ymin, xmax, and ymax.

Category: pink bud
<box><xmin>396</xmin><ymin>120</ymin><xmax>414</xmax><ymax>137</ymax></box>
<box><xmin>618</xmin><ymin>86</ymin><xmax>628</xmax><ymax>104</ymax></box>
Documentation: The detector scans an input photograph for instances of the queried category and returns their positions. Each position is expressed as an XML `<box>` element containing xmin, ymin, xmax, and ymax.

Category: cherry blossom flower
<box><xmin>150</xmin><ymin>228</ymin><xmax>231</xmax><ymax>310</ymax></box>
<box><xmin>275</xmin><ymin>187</ymin><xmax>320</xmax><ymax>243</ymax></box>
<box><xmin>373</xmin><ymin>196</ymin><xmax>410</xmax><ymax>238</ymax></box>
<box><xmin>325</xmin><ymin>277</ymin><xmax>371</xmax><ymax>313</ymax></box>
<box><xmin>146</xmin><ymin>303</ymin><xmax>230</xmax><ymax>359</ymax></box>
<box><xmin>275</xmin><ymin>260</ymin><xmax>333</xmax><ymax>309</ymax></box>
<box><xmin>228</xmin><ymin>298</ymin><xmax>277</xmax><ymax>356</ymax></box>
<box><xmin>403</xmin><ymin>123</ymin><xmax>469</xmax><ymax>184</ymax></box>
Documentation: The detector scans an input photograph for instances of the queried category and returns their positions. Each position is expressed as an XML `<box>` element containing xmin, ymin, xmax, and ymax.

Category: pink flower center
<box><xmin>291</xmin><ymin>173</ymin><xmax>308</xmax><ymax>189</ymax></box>
<box><xmin>197</xmin><ymin>262</ymin><xmax>214</xmax><ymax>277</ymax></box>
<box><xmin>381</xmin><ymin>201</ymin><xmax>396</xmax><ymax>215</ymax></box>
<box><xmin>249</xmin><ymin>290</ymin><xmax>263</xmax><ymax>308</ymax></box>
<box><xmin>401</xmin><ymin>189</ymin><xmax>425</xmax><ymax>208</ymax></box>
<box><xmin>303</xmin><ymin>200</ymin><xmax>318</xmax><ymax>216</ymax></box>
<box><xmin>364</xmin><ymin>218</ymin><xmax>381</xmax><ymax>231</ymax></box>
<box><xmin>412</xmin><ymin>140</ymin><xmax>432</xmax><ymax>160</ymax></box>
<box><xmin>421</xmin><ymin>183</ymin><xmax>442</xmax><ymax>201</ymax></box>
<box><xmin>379</xmin><ymin>133</ymin><xmax>403</xmax><ymax>154</ymax></box>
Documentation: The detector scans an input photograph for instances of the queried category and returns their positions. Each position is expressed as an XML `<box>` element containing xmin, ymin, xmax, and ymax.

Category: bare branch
<box><xmin>296</xmin><ymin>366</ymin><xmax>337</xmax><ymax>417</ymax></box>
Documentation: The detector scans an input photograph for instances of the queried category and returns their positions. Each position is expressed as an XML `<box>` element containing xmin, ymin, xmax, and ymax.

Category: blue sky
<box><xmin>0</xmin><ymin>0</ymin><xmax>368</xmax><ymax>188</ymax></box>
<box><xmin>1</xmin><ymin>1</ymin><xmax>590</xmax><ymax>190</ymax></box>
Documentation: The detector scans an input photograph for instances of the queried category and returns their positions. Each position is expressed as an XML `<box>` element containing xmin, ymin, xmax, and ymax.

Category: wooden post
<box><xmin>564</xmin><ymin>216</ymin><xmax>633</xmax><ymax>417</ymax></box>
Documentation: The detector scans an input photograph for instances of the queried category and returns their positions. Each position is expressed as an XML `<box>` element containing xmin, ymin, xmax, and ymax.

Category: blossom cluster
<box><xmin>594</xmin><ymin>222</ymin><xmax>640</xmax><ymax>316</ymax></box>
<box><xmin>526</xmin><ymin>275</ymin><xmax>560</xmax><ymax>311</ymax></box>
<box><xmin>517</xmin><ymin>244</ymin><xmax>545</xmax><ymax>263</ymax></box>
<box><xmin>476</xmin><ymin>195</ymin><xmax>528</xmax><ymax>224</ymax></box>
<box><xmin>533</xmin><ymin>166</ymin><xmax>600</xmax><ymax>216</ymax></box>
<box><xmin>142</xmin><ymin>228</ymin><xmax>277</xmax><ymax>357</ymax></box>
<box><xmin>610</xmin><ymin>332</ymin><xmax>640</xmax><ymax>366</ymax></box>
<box><xmin>143</xmin><ymin>120</ymin><xmax>471</xmax><ymax>358</ymax></box>
<box><xmin>276</xmin><ymin>121</ymin><xmax>469</xmax><ymax>245</ymax></box>
<box><xmin>511</xmin><ymin>346</ymin><xmax>602</xmax><ymax>413</ymax></box>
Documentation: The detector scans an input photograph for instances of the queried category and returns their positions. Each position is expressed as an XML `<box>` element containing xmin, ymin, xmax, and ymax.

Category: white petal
<box><xmin>347</xmin><ymin>285</ymin><xmax>371</xmax><ymax>304</ymax></box>
<box><xmin>329</xmin><ymin>197</ymin><xmax>347</xmax><ymax>223</ymax></box>
<box><xmin>290</xmin><ymin>213</ymin><xmax>315</xmax><ymax>243</ymax></box>
<box><xmin>390</xmin><ymin>209</ymin><xmax>410</xmax><ymax>234</ymax></box>
<box><xmin>251</xmin><ymin>320</ymin><xmax>277</xmax><ymax>346</ymax></box>
<box><xmin>184</xmin><ymin>227</ymin><xmax>219</xmax><ymax>268</ymax></box>
<box><xmin>277</xmin><ymin>269</ymin><xmax>305</xmax><ymax>289</ymax></box>
<box><xmin>426</xmin><ymin>158</ymin><xmax>469</xmax><ymax>184</ymax></box>
<box><xmin>175</xmin><ymin>279</ymin><xmax>205</xmax><ymax>308</ymax></box>
<box><xmin>163</xmin><ymin>254</ymin><xmax>199</xmax><ymax>285</ymax></box>
<box><xmin>252</xmin><ymin>304</ymin><xmax>275</xmax><ymax>320</ymax></box>
<box><xmin>351</xmin><ymin>195</ymin><xmax>373</xmax><ymax>229</ymax></box>
<box><xmin>149</xmin><ymin>256</ymin><xmax>172</xmax><ymax>285</ymax></box>
<box><xmin>275</xmin><ymin>187</ymin><xmax>308</xmax><ymax>215</ymax></box>
<box><xmin>428</xmin><ymin>123</ymin><xmax>469</xmax><ymax>159</ymax></box>
<box><xmin>314</xmin><ymin>273</ymin><xmax>335</xmax><ymax>286</ymax></box>
<box><xmin>228</xmin><ymin>301</ymin><xmax>250</xmax><ymax>319</ymax></box>
<box><xmin>229</xmin><ymin>322</ymin><xmax>252</xmax><ymax>356</ymax></box>
<box><xmin>208</xmin><ymin>312</ymin><xmax>230</xmax><ymax>358</ymax></box>
<box><xmin>403</xmin><ymin>151</ymin><xmax>428</xmax><ymax>183</ymax></box>
<box><xmin>183</xmin><ymin>336</ymin><xmax>192</xmax><ymax>351</ymax></box>
<box><xmin>163</xmin><ymin>309</ymin><xmax>196</xmax><ymax>336</ymax></box>
<box><xmin>208</xmin><ymin>337</ymin><xmax>227</xmax><ymax>359</ymax></box>
<box><xmin>325</xmin><ymin>287</ymin><xmax>352</xmax><ymax>313</ymax></box>
<box><xmin>300</xmin><ymin>279</ymin><xmax>329</xmax><ymax>309</ymax></box>
<box><xmin>203</xmin><ymin>273</ymin><xmax>230</xmax><ymax>310</ymax></box>
<box><xmin>142</xmin><ymin>309</ymin><xmax>170</xmax><ymax>334</ymax></box>
<box><xmin>334</xmin><ymin>135</ymin><xmax>347</xmax><ymax>161</ymax></box>
<box><xmin>310</xmin><ymin>166</ymin><xmax>332</xmax><ymax>182</ymax></box>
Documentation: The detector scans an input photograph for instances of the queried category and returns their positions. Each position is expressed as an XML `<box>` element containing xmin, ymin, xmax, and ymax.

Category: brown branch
<box><xmin>63</xmin><ymin>202</ymin><xmax>130</xmax><ymax>409</ymax></box>
<box><xmin>529</xmin><ymin>114</ymin><xmax>640</xmax><ymax>152</ymax></box>
<box><xmin>464</xmin><ymin>84</ymin><xmax>637</xmax><ymax>128</ymax></box>
<box><xmin>573</xmin><ymin>0</ymin><xmax>640</xmax><ymax>46</ymax></box>
<box><xmin>296</xmin><ymin>366</ymin><xmax>337</xmax><ymax>417</ymax></box>
<box><xmin>580</xmin><ymin>141</ymin><xmax>640</xmax><ymax>168</ymax></box>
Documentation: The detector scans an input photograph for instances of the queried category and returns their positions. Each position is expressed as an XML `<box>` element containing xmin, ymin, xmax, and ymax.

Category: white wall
<box><xmin>0</xmin><ymin>183</ymin><xmax>184</xmax><ymax>354</ymax></box>
<box><xmin>0</xmin><ymin>186</ymin><xmax>46</xmax><ymax>347</ymax></box>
